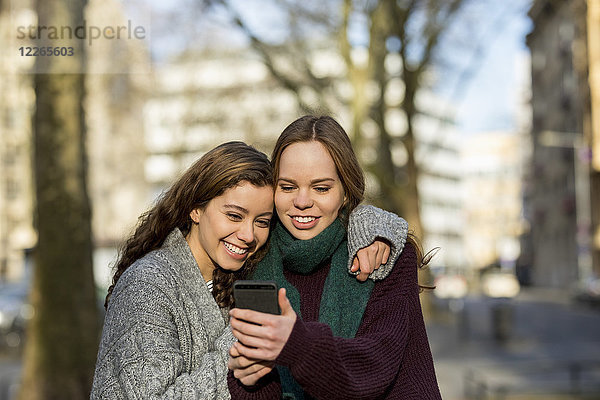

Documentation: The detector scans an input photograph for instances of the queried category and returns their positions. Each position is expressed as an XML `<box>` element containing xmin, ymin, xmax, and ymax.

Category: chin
<box><xmin>220</xmin><ymin>262</ymin><xmax>245</xmax><ymax>273</ymax></box>
<box><xmin>289</xmin><ymin>229</ymin><xmax>320</xmax><ymax>241</ymax></box>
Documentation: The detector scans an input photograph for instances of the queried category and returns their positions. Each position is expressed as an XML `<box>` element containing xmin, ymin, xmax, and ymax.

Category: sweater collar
<box><xmin>163</xmin><ymin>228</ymin><xmax>209</xmax><ymax>290</ymax></box>
<box><xmin>272</xmin><ymin>218</ymin><xmax>346</xmax><ymax>275</ymax></box>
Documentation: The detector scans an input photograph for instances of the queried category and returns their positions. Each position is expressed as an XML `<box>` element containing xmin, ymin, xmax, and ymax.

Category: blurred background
<box><xmin>1</xmin><ymin>0</ymin><xmax>600</xmax><ymax>398</ymax></box>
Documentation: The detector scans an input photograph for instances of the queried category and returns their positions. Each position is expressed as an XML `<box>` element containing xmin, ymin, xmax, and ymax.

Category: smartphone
<box><xmin>233</xmin><ymin>280</ymin><xmax>280</xmax><ymax>315</ymax></box>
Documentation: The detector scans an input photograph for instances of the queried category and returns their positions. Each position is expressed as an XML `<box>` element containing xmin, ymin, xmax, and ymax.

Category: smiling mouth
<box><xmin>289</xmin><ymin>215</ymin><xmax>320</xmax><ymax>230</ymax></box>
<box><xmin>223</xmin><ymin>241</ymin><xmax>249</xmax><ymax>255</ymax></box>
<box><xmin>292</xmin><ymin>216</ymin><xmax>318</xmax><ymax>223</ymax></box>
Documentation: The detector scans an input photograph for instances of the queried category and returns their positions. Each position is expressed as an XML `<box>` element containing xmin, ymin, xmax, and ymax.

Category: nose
<box><xmin>293</xmin><ymin>188</ymin><xmax>313</xmax><ymax>210</ymax></box>
<box><xmin>236</xmin><ymin>220</ymin><xmax>255</xmax><ymax>244</ymax></box>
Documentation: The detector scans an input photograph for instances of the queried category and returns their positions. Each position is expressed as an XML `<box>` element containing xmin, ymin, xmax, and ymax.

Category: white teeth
<box><xmin>293</xmin><ymin>216</ymin><xmax>316</xmax><ymax>223</ymax></box>
<box><xmin>223</xmin><ymin>242</ymin><xmax>248</xmax><ymax>255</ymax></box>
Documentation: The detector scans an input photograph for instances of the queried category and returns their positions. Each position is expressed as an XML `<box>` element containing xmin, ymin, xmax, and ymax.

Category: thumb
<box><xmin>278</xmin><ymin>288</ymin><xmax>294</xmax><ymax>316</ymax></box>
<box><xmin>350</xmin><ymin>256</ymin><xmax>359</xmax><ymax>272</ymax></box>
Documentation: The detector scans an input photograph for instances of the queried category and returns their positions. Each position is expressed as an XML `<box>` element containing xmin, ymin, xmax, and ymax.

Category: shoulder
<box><xmin>373</xmin><ymin>240</ymin><xmax>419</xmax><ymax>294</ymax></box>
<box><xmin>395</xmin><ymin>239</ymin><xmax>418</xmax><ymax>268</ymax></box>
<box><xmin>348</xmin><ymin>205</ymin><xmax>408</xmax><ymax>236</ymax></box>
<box><xmin>347</xmin><ymin>205</ymin><xmax>409</xmax><ymax>281</ymax></box>
<box><xmin>120</xmin><ymin>250</ymin><xmax>170</xmax><ymax>284</ymax></box>
<box><xmin>111</xmin><ymin>249</ymin><xmax>179</xmax><ymax>305</ymax></box>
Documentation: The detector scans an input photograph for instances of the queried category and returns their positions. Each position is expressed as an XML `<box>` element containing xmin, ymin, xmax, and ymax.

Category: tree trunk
<box><xmin>19</xmin><ymin>0</ymin><xmax>99</xmax><ymax>399</ymax></box>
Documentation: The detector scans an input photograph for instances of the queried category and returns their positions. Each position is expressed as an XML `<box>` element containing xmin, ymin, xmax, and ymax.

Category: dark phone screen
<box><xmin>233</xmin><ymin>280</ymin><xmax>280</xmax><ymax>315</ymax></box>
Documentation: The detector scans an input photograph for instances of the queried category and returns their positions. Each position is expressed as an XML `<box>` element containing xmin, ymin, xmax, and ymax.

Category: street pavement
<box><xmin>426</xmin><ymin>287</ymin><xmax>600</xmax><ymax>399</ymax></box>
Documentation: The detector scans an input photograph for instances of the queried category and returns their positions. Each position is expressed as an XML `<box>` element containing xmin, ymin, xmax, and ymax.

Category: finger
<box><xmin>350</xmin><ymin>256</ymin><xmax>359</xmax><ymax>272</ymax></box>
<box><xmin>374</xmin><ymin>242</ymin><xmax>386</xmax><ymax>269</ymax></box>
<box><xmin>229</xmin><ymin>343</ymin><xmax>241</xmax><ymax>357</ymax></box>
<box><xmin>382</xmin><ymin>243</ymin><xmax>391</xmax><ymax>265</ymax></box>
<box><xmin>230</xmin><ymin>308</ymin><xmax>273</xmax><ymax>327</ymax></box>
<box><xmin>239</xmin><ymin>365</ymin><xmax>274</xmax><ymax>386</ymax></box>
<box><xmin>234</xmin><ymin>344</ymin><xmax>266</xmax><ymax>361</ymax></box>
<box><xmin>360</xmin><ymin>247</ymin><xmax>377</xmax><ymax>274</ymax></box>
<box><xmin>230</xmin><ymin>316</ymin><xmax>268</xmax><ymax>338</ymax></box>
<box><xmin>229</xmin><ymin>353</ymin><xmax>267</xmax><ymax>371</ymax></box>
<box><xmin>231</xmin><ymin>328</ymin><xmax>269</xmax><ymax>350</ymax></box>
<box><xmin>355</xmin><ymin>250</ymin><xmax>371</xmax><ymax>281</ymax></box>
<box><xmin>234</xmin><ymin>338</ymin><xmax>279</xmax><ymax>361</ymax></box>
<box><xmin>356</xmin><ymin>269</ymin><xmax>368</xmax><ymax>281</ymax></box>
<box><xmin>278</xmin><ymin>288</ymin><xmax>294</xmax><ymax>316</ymax></box>
<box><xmin>228</xmin><ymin>353</ymin><xmax>257</xmax><ymax>370</ymax></box>
<box><xmin>232</xmin><ymin>359</ymin><xmax>272</xmax><ymax>378</ymax></box>
<box><xmin>234</xmin><ymin>364</ymin><xmax>262</xmax><ymax>380</ymax></box>
<box><xmin>367</xmin><ymin>246</ymin><xmax>377</xmax><ymax>271</ymax></box>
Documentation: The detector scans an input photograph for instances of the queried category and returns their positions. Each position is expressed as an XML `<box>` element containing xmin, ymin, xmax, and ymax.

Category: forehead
<box><xmin>278</xmin><ymin>141</ymin><xmax>338</xmax><ymax>178</ymax></box>
<box><xmin>212</xmin><ymin>182</ymin><xmax>274</xmax><ymax>212</ymax></box>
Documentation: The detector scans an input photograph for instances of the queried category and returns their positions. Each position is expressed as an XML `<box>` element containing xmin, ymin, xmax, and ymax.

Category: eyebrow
<box><xmin>278</xmin><ymin>177</ymin><xmax>336</xmax><ymax>184</ymax></box>
<box><xmin>223</xmin><ymin>204</ymin><xmax>273</xmax><ymax>217</ymax></box>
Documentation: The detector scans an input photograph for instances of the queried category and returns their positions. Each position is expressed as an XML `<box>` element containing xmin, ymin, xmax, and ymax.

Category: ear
<box><xmin>190</xmin><ymin>208</ymin><xmax>202</xmax><ymax>224</ymax></box>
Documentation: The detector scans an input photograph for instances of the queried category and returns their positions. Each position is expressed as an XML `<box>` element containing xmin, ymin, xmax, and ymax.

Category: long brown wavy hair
<box><xmin>105</xmin><ymin>141</ymin><xmax>273</xmax><ymax>309</ymax></box>
<box><xmin>271</xmin><ymin>115</ymin><xmax>432</xmax><ymax>277</ymax></box>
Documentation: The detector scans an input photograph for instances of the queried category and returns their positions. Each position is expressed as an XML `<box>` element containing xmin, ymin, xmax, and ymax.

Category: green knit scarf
<box><xmin>252</xmin><ymin>218</ymin><xmax>374</xmax><ymax>399</ymax></box>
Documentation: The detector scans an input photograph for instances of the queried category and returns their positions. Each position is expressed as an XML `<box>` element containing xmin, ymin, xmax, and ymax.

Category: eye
<box><xmin>279</xmin><ymin>184</ymin><xmax>295</xmax><ymax>192</ymax></box>
<box><xmin>255</xmin><ymin>219</ymin><xmax>271</xmax><ymax>228</ymax></box>
<box><xmin>226</xmin><ymin>213</ymin><xmax>243</xmax><ymax>221</ymax></box>
<box><xmin>314</xmin><ymin>186</ymin><xmax>331</xmax><ymax>193</ymax></box>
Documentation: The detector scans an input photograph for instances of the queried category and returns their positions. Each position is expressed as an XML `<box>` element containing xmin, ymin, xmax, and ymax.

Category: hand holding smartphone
<box><xmin>233</xmin><ymin>280</ymin><xmax>280</xmax><ymax>315</ymax></box>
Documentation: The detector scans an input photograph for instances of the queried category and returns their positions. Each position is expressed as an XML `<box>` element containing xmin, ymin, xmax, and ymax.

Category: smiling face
<box><xmin>186</xmin><ymin>181</ymin><xmax>274</xmax><ymax>280</ymax></box>
<box><xmin>275</xmin><ymin>141</ymin><xmax>346</xmax><ymax>240</ymax></box>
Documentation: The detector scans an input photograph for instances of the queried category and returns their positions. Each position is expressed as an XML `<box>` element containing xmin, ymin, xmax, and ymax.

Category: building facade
<box><xmin>0</xmin><ymin>1</ymin><xmax>36</xmax><ymax>282</ymax></box>
<box><xmin>526</xmin><ymin>0</ymin><xmax>597</xmax><ymax>287</ymax></box>
<box><xmin>143</xmin><ymin>49</ymin><xmax>300</xmax><ymax>198</ymax></box>
<box><xmin>462</xmin><ymin>131</ymin><xmax>529</xmax><ymax>273</ymax></box>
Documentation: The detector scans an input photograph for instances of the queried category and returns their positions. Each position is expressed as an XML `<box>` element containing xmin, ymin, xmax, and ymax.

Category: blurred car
<box><xmin>0</xmin><ymin>282</ymin><xmax>33</xmax><ymax>349</ymax></box>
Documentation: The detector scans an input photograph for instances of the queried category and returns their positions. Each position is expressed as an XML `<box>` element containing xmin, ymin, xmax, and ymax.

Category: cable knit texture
<box><xmin>347</xmin><ymin>205</ymin><xmax>409</xmax><ymax>280</ymax></box>
<box><xmin>228</xmin><ymin>242</ymin><xmax>442</xmax><ymax>399</ymax></box>
<box><xmin>91</xmin><ymin>229</ymin><xmax>234</xmax><ymax>400</ymax></box>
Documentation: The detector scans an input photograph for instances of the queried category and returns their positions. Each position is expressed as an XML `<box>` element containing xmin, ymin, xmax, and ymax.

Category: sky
<box><xmin>448</xmin><ymin>0</ymin><xmax>533</xmax><ymax>134</ymax></box>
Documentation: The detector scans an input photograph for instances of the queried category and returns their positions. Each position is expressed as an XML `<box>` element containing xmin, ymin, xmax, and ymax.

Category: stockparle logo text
<box><xmin>16</xmin><ymin>20</ymin><xmax>146</xmax><ymax>46</ymax></box>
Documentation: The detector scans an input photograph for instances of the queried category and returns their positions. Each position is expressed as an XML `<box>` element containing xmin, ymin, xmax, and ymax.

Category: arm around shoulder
<box><xmin>347</xmin><ymin>205</ymin><xmax>409</xmax><ymax>280</ymax></box>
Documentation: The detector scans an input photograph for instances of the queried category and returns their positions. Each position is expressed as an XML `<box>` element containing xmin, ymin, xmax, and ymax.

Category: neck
<box><xmin>185</xmin><ymin>230</ymin><xmax>214</xmax><ymax>282</ymax></box>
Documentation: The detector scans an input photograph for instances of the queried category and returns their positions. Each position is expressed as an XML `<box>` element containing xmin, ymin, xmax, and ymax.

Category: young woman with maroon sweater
<box><xmin>227</xmin><ymin>115</ymin><xmax>441</xmax><ymax>399</ymax></box>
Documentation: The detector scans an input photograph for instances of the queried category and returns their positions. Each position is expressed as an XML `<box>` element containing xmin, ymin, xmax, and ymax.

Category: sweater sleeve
<box><xmin>281</xmin><ymin>244</ymin><xmax>438</xmax><ymax>400</ymax></box>
<box><xmin>91</xmin><ymin>274</ymin><xmax>232</xmax><ymax>400</ymax></box>
<box><xmin>227</xmin><ymin>367</ymin><xmax>282</xmax><ymax>399</ymax></box>
<box><xmin>346</xmin><ymin>205</ymin><xmax>409</xmax><ymax>280</ymax></box>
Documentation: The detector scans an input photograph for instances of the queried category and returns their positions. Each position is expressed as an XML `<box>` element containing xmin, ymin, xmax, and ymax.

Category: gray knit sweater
<box><xmin>91</xmin><ymin>229</ymin><xmax>234</xmax><ymax>399</ymax></box>
<box><xmin>91</xmin><ymin>205</ymin><xmax>407</xmax><ymax>399</ymax></box>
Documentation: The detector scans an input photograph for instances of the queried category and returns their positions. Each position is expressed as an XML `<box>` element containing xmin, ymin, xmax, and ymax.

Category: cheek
<box><xmin>206</xmin><ymin>216</ymin><xmax>231</xmax><ymax>241</ymax></box>
<box><xmin>274</xmin><ymin>192</ymin><xmax>289</xmax><ymax>215</ymax></box>
<box><xmin>256</xmin><ymin>230</ymin><xmax>270</xmax><ymax>247</ymax></box>
<box><xmin>328</xmin><ymin>193</ymin><xmax>345</xmax><ymax>214</ymax></box>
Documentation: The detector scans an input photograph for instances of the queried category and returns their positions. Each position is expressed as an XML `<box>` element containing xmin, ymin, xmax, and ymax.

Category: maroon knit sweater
<box><xmin>228</xmin><ymin>242</ymin><xmax>442</xmax><ymax>399</ymax></box>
